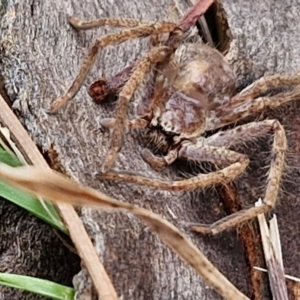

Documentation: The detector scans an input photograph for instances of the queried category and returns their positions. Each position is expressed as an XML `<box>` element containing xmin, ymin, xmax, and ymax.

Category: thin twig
<box><xmin>254</xmin><ymin>267</ymin><xmax>300</xmax><ymax>283</ymax></box>
<box><xmin>0</xmin><ymin>94</ymin><xmax>118</xmax><ymax>300</ymax></box>
<box><xmin>0</xmin><ymin>161</ymin><xmax>250</xmax><ymax>300</ymax></box>
<box><xmin>179</xmin><ymin>0</ymin><xmax>214</xmax><ymax>31</ymax></box>
<box><xmin>0</xmin><ymin>126</ymin><xmax>62</xmax><ymax>228</ymax></box>
<box><xmin>255</xmin><ymin>199</ymin><xmax>289</xmax><ymax>300</ymax></box>
<box><xmin>187</xmin><ymin>0</ymin><xmax>214</xmax><ymax>47</ymax></box>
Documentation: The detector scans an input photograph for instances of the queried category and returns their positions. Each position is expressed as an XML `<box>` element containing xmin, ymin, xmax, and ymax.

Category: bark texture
<box><xmin>0</xmin><ymin>0</ymin><xmax>300</xmax><ymax>299</ymax></box>
<box><xmin>223</xmin><ymin>1</ymin><xmax>300</xmax><ymax>299</ymax></box>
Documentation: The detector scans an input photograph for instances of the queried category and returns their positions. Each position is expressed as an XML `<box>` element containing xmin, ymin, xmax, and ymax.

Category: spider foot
<box><xmin>186</xmin><ymin>222</ymin><xmax>212</xmax><ymax>235</ymax></box>
<box><xmin>67</xmin><ymin>15</ymin><xmax>81</xmax><ymax>30</ymax></box>
<box><xmin>141</xmin><ymin>148</ymin><xmax>178</xmax><ymax>169</ymax></box>
<box><xmin>188</xmin><ymin>222</ymin><xmax>233</xmax><ymax>235</ymax></box>
<box><xmin>101</xmin><ymin>151</ymin><xmax>118</xmax><ymax>173</ymax></box>
<box><xmin>189</xmin><ymin>205</ymin><xmax>272</xmax><ymax>235</ymax></box>
<box><xmin>48</xmin><ymin>95</ymin><xmax>69</xmax><ymax>113</ymax></box>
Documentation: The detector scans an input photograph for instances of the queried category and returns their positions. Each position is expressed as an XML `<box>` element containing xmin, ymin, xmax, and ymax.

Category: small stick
<box><xmin>254</xmin><ymin>267</ymin><xmax>300</xmax><ymax>283</ymax></box>
<box><xmin>255</xmin><ymin>199</ymin><xmax>289</xmax><ymax>300</ymax></box>
<box><xmin>179</xmin><ymin>0</ymin><xmax>215</xmax><ymax>31</ymax></box>
<box><xmin>0</xmin><ymin>95</ymin><xmax>118</xmax><ymax>300</ymax></box>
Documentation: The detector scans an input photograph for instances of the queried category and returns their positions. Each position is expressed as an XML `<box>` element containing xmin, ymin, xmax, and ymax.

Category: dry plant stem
<box><xmin>179</xmin><ymin>0</ymin><xmax>215</xmax><ymax>31</ymax></box>
<box><xmin>0</xmin><ymin>95</ymin><xmax>118</xmax><ymax>300</ymax></box>
<box><xmin>0</xmin><ymin>162</ymin><xmax>249</xmax><ymax>300</ymax></box>
<box><xmin>254</xmin><ymin>267</ymin><xmax>300</xmax><ymax>285</ymax></box>
<box><xmin>256</xmin><ymin>208</ymin><xmax>289</xmax><ymax>300</ymax></box>
<box><xmin>50</xmin><ymin>22</ymin><xmax>177</xmax><ymax>112</ymax></box>
<box><xmin>102</xmin><ymin>46</ymin><xmax>170</xmax><ymax>172</ymax></box>
<box><xmin>0</xmin><ymin>127</ymin><xmax>62</xmax><ymax>228</ymax></box>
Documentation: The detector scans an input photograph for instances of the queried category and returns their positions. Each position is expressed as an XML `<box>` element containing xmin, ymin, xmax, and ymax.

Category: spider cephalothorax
<box><xmin>51</xmin><ymin>13</ymin><xmax>300</xmax><ymax>234</ymax></box>
<box><xmin>131</xmin><ymin>42</ymin><xmax>237</xmax><ymax>167</ymax></box>
<box><xmin>142</xmin><ymin>43</ymin><xmax>236</xmax><ymax>144</ymax></box>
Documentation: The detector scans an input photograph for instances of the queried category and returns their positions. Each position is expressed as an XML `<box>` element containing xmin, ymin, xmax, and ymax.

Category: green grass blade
<box><xmin>0</xmin><ymin>147</ymin><xmax>67</xmax><ymax>234</ymax></box>
<box><xmin>0</xmin><ymin>273</ymin><xmax>75</xmax><ymax>300</ymax></box>
<box><xmin>0</xmin><ymin>147</ymin><xmax>23</xmax><ymax>167</ymax></box>
<box><xmin>0</xmin><ymin>180</ymin><xmax>67</xmax><ymax>233</ymax></box>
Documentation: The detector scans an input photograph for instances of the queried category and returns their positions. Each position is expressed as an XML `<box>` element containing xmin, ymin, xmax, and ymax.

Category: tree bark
<box><xmin>223</xmin><ymin>1</ymin><xmax>300</xmax><ymax>300</ymax></box>
<box><xmin>1</xmin><ymin>0</ymin><xmax>300</xmax><ymax>299</ymax></box>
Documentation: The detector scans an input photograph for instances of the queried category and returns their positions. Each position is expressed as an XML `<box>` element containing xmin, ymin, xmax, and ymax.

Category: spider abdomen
<box><xmin>150</xmin><ymin>42</ymin><xmax>236</xmax><ymax>143</ymax></box>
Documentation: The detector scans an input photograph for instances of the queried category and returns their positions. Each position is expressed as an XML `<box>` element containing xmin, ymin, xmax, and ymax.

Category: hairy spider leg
<box><xmin>208</xmin><ymin>75</ymin><xmax>300</xmax><ymax>130</ymax></box>
<box><xmin>100</xmin><ymin>118</ymin><xmax>149</xmax><ymax>130</ymax></box>
<box><xmin>50</xmin><ymin>17</ymin><xmax>177</xmax><ymax>112</ymax></box>
<box><xmin>100</xmin><ymin>118</ymin><xmax>286</xmax><ymax>234</ymax></box>
<box><xmin>99</xmin><ymin>143</ymin><xmax>249</xmax><ymax>192</ymax></box>
<box><xmin>190</xmin><ymin>119</ymin><xmax>286</xmax><ymax>234</ymax></box>
<box><xmin>235</xmin><ymin>73</ymin><xmax>300</xmax><ymax>103</ymax></box>
<box><xmin>68</xmin><ymin>16</ymin><xmax>153</xmax><ymax>30</ymax></box>
<box><xmin>101</xmin><ymin>46</ymin><xmax>172</xmax><ymax>172</ymax></box>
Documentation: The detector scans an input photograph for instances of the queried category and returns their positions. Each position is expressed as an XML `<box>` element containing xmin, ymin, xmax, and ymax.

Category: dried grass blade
<box><xmin>0</xmin><ymin>128</ymin><xmax>66</xmax><ymax>232</ymax></box>
<box><xmin>255</xmin><ymin>199</ymin><xmax>288</xmax><ymax>300</ymax></box>
<box><xmin>0</xmin><ymin>95</ymin><xmax>118</xmax><ymax>300</ymax></box>
<box><xmin>0</xmin><ymin>162</ymin><xmax>249</xmax><ymax>300</ymax></box>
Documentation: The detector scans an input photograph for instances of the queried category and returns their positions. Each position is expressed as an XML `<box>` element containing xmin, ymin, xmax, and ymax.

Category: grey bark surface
<box><xmin>225</xmin><ymin>0</ymin><xmax>300</xmax><ymax>296</ymax></box>
<box><xmin>0</xmin><ymin>0</ymin><xmax>300</xmax><ymax>299</ymax></box>
<box><xmin>0</xmin><ymin>198</ymin><xmax>80</xmax><ymax>300</ymax></box>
